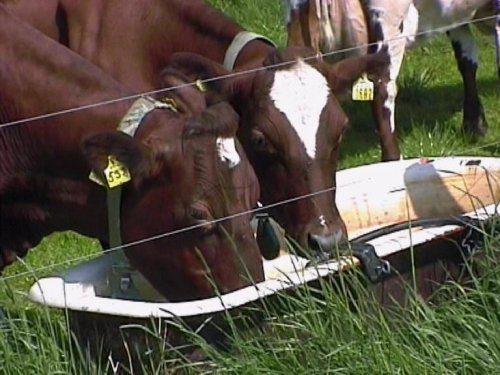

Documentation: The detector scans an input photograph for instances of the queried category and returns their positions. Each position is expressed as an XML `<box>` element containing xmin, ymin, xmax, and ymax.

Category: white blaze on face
<box><xmin>270</xmin><ymin>59</ymin><xmax>330</xmax><ymax>158</ymax></box>
<box><xmin>319</xmin><ymin>214</ymin><xmax>327</xmax><ymax>227</ymax></box>
<box><xmin>216</xmin><ymin>137</ymin><xmax>240</xmax><ymax>168</ymax></box>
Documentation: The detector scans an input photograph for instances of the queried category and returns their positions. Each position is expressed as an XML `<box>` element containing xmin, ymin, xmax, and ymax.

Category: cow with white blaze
<box><xmin>2</xmin><ymin>0</ymin><xmax>391</xmax><ymax>256</ymax></box>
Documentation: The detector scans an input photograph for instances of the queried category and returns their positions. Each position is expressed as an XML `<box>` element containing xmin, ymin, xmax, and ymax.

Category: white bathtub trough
<box><xmin>28</xmin><ymin>156</ymin><xmax>500</xmax><ymax>319</ymax></box>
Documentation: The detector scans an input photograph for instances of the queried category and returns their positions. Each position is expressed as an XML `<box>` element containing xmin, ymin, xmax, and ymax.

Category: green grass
<box><xmin>2</xmin><ymin>0</ymin><xmax>500</xmax><ymax>373</ymax></box>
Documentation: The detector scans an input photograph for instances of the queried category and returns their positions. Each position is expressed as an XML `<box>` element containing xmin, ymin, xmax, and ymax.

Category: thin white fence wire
<box><xmin>3</xmin><ymin>135</ymin><xmax>499</xmax><ymax>282</ymax></box>
<box><xmin>0</xmin><ymin>14</ymin><xmax>499</xmax><ymax>282</ymax></box>
<box><xmin>0</xmin><ymin>14</ymin><xmax>497</xmax><ymax>131</ymax></box>
<box><xmin>2</xmin><ymin>185</ymin><xmax>340</xmax><ymax>282</ymax></box>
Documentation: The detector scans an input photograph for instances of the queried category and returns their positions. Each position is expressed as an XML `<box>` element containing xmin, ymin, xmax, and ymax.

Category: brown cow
<box><xmin>3</xmin><ymin>0</ymin><xmax>390</xmax><ymax>256</ymax></box>
<box><xmin>0</xmin><ymin>5</ymin><xmax>264</xmax><ymax>302</ymax></box>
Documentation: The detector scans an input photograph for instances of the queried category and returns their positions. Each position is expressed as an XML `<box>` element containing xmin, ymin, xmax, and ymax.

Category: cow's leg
<box><xmin>448</xmin><ymin>25</ymin><xmax>488</xmax><ymax>137</ymax></box>
<box><xmin>371</xmin><ymin>58</ymin><xmax>401</xmax><ymax>161</ymax></box>
<box><xmin>286</xmin><ymin>8</ymin><xmax>305</xmax><ymax>46</ymax></box>
<box><xmin>308</xmin><ymin>0</ymin><xmax>322</xmax><ymax>51</ymax></box>
<box><xmin>365</xmin><ymin>2</ymin><xmax>412</xmax><ymax>161</ymax></box>
<box><xmin>285</xmin><ymin>0</ymin><xmax>309</xmax><ymax>47</ymax></box>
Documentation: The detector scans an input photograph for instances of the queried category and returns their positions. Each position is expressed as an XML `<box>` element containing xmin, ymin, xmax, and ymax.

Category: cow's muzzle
<box><xmin>307</xmin><ymin>230</ymin><xmax>347</xmax><ymax>255</ymax></box>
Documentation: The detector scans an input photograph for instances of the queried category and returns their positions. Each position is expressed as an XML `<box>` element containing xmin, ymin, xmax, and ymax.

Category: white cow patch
<box><xmin>448</xmin><ymin>26</ymin><xmax>478</xmax><ymax>65</ymax></box>
<box><xmin>283</xmin><ymin>0</ymin><xmax>308</xmax><ymax>24</ymax></box>
<box><xmin>403</xmin><ymin>3</ymin><xmax>419</xmax><ymax>47</ymax></box>
<box><xmin>283</xmin><ymin>0</ymin><xmax>309</xmax><ymax>23</ymax></box>
<box><xmin>270</xmin><ymin>59</ymin><xmax>329</xmax><ymax>158</ymax></box>
<box><xmin>289</xmin><ymin>0</ymin><xmax>308</xmax><ymax>9</ymax></box>
<box><xmin>319</xmin><ymin>214</ymin><xmax>327</xmax><ymax>227</ymax></box>
<box><xmin>216</xmin><ymin>137</ymin><xmax>240</xmax><ymax>168</ymax></box>
<box><xmin>385</xmin><ymin>80</ymin><xmax>398</xmax><ymax>133</ymax></box>
<box><xmin>415</xmin><ymin>0</ymin><xmax>487</xmax><ymax>37</ymax></box>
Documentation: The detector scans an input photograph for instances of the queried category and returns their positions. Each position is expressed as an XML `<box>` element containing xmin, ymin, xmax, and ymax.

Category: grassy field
<box><xmin>1</xmin><ymin>0</ymin><xmax>500</xmax><ymax>373</ymax></box>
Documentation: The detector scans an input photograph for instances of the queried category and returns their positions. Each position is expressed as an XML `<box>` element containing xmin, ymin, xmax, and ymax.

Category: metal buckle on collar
<box><xmin>305</xmin><ymin>241</ymin><xmax>391</xmax><ymax>283</ymax></box>
<box><xmin>349</xmin><ymin>242</ymin><xmax>391</xmax><ymax>283</ymax></box>
<box><xmin>110</xmin><ymin>264</ymin><xmax>141</xmax><ymax>298</ymax></box>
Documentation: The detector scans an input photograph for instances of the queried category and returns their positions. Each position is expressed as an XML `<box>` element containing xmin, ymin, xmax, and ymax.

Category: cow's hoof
<box><xmin>381</xmin><ymin>151</ymin><xmax>401</xmax><ymax>162</ymax></box>
<box><xmin>464</xmin><ymin>117</ymin><xmax>488</xmax><ymax>139</ymax></box>
<box><xmin>380</xmin><ymin>141</ymin><xmax>401</xmax><ymax>162</ymax></box>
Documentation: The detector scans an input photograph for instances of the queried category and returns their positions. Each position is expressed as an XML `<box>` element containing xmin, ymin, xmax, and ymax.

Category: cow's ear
<box><xmin>165</xmin><ymin>52</ymin><xmax>256</xmax><ymax>102</ymax></box>
<box><xmin>158</xmin><ymin>67</ymin><xmax>208</xmax><ymax>115</ymax></box>
<box><xmin>325</xmin><ymin>47</ymin><xmax>390</xmax><ymax>94</ymax></box>
<box><xmin>82</xmin><ymin>131</ymin><xmax>156</xmax><ymax>183</ymax></box>
<box><xmin>184</xmin><ymin>102</ymin><xmax>239</xmax><ymax>138</ymax></box>
<box><xmin>263</xmin><ymin>46</ymin><xmax>320</xmax><ymax>67</ymax></box>
<box><xmin>165</xmin><ymin>52</ymin><xmax>229</xmax><ymax>93</ymax></box>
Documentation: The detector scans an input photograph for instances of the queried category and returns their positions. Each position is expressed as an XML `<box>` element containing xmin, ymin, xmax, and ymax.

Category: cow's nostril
<box><xmin>307</xmin><ymin>233</ymin><xmax>321</xmax><ymax>252</ymax></box>
<box><xmin>307</xmin><ymin>231</ymin><xmax>346</xmax><ymax>254</ymax></box>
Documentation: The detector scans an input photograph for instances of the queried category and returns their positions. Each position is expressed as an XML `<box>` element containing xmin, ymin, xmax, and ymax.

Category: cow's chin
<box><xmin>196</xmin><ymin>233</ymin><xmax>265</xmax><ymax>293</ymax></box>
<box><xmin>125</xmin><ymin>232</ymin><xmax>263</xmax><ymax>302</ymax></box>
<box><xmin>267</xmin><ymin>212</ymin><xmax>348</xmax><ymax>260</ymax></box>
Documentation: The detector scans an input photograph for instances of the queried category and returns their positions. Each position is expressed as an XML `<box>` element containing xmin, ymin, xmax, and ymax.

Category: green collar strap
<box><xmin>93</xmin><ymin>96</ymin><xmax>174</xmax><ymax>300</ymax></box>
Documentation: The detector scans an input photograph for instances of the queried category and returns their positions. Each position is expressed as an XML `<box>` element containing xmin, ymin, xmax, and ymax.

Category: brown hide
<box><xmin>285</xmin><ymin>0</ymin><xmax>369</xmax><ymax>59</ymax></box>
<box><xmin>3</xmin><ymin>0</ymin><xmax>389</xmax><ymax>254</ymax></box>
<box><xmin>0</xmin><ymin>6</ymin><xmax>263</xmax><ymax>301</ymax></box>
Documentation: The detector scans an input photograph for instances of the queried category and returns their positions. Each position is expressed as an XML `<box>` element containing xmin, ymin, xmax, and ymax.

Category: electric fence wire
<box><xmin>1</xmin><ymin>13</ymin><xmax>499</xmax><ymax>282</ymax></box>
<box><xmin>0</xmin><ymin>14</ymin><xmax>497</xmax><ymax>131</ymax></box>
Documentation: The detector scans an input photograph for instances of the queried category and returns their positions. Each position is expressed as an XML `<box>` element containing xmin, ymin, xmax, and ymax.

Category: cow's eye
<box><xmin>251</xmin><ymin>130</ymin><xmax>276</xmax><ymax>155</ymax></box>
<box><xmin>188</xmin><ymin>204</ymin><xmax>216</xmax><ymax>234</ymax></box>
<box><xmin>252</xmin><ymin>132</ymin><xmax>267</xmax><ymax>148</ymax></box>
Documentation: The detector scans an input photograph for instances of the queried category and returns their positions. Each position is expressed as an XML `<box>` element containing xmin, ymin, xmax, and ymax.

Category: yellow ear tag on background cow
<box><xmin>352</xmin><ymin>74</ymin><xmax>374</xmax><ymax>101</ymax></box>
<box><xmin>195</xmin><ymin>79</ymin><xmax>207</xmax><ymax>92</ymax></box>
<box><xmin>104</xmin><ymin>155</ymin><xmax>131</xmax><ymax>188</ymax></box>
<box><xmin>160</xmin><ymin>97</ymin><xmax>178</xmax><ymax>112</ymax></box>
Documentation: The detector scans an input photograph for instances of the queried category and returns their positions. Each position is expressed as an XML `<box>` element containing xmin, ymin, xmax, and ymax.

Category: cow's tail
<box><xmin>495</xmin><ymin>0</ymin><xmax>500</xmax><ymax>78</ymax></box>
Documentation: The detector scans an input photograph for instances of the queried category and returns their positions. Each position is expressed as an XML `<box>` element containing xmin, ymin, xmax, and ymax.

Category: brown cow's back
<box><xmin>24</xmin><ymin>0</ymin><xmax>263</xmax><ymax>91</ymax></box>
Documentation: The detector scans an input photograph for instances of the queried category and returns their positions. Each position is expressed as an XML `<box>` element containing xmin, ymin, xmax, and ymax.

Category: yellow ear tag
<box><xmin>352</xmin><ymin>74</ymin><xmax>374</xmax><ymax>101</ymax></box>
<box><xmin>104</xmin><ymin>155</ymin><xmax>131</xmax><ymax>188</ymax></box>
<box><xmin>195</xmin><ymin>79</ymin><xmax>207</xmax><ymax>92</ymax></box>
<box><xmin>160</xmin><ymin>97</ymin><xmax>178</xmax><ymax>112</ymax></box>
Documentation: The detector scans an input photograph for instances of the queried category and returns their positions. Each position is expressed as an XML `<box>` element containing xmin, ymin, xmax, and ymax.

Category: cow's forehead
<box><xmin>216</xmin><ymin>137</ymin><xmax>241</xmax><ymax>168</ymax></box>
<box><xmin>269</xmin><ymin>59</ymin><xmax>330</xmax><ymax>158</ymax></box>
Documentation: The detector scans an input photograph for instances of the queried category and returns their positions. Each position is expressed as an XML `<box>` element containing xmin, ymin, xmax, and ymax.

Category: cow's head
<box><xmin>165</xmin><ymin>47</ymin><xmax>389</xmax><ymax>257</ymax></box>
<box><xmin>82</xmin><ymin>101</ymin><xmax>263</xmax><ymax>301</ymax></box>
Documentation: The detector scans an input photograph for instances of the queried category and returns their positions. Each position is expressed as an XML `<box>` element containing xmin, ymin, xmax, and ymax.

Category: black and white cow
<box><xmin>284</xmin><ymin>0</ymin><xmax>500</xmax><ymax>161</ymax></box>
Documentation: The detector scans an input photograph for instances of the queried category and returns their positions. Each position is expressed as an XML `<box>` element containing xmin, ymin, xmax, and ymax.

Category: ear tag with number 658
<box><xmin>352</xmin><ymin>74</ymin><xmax>374</xmax><ymax>101</ymax></box>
